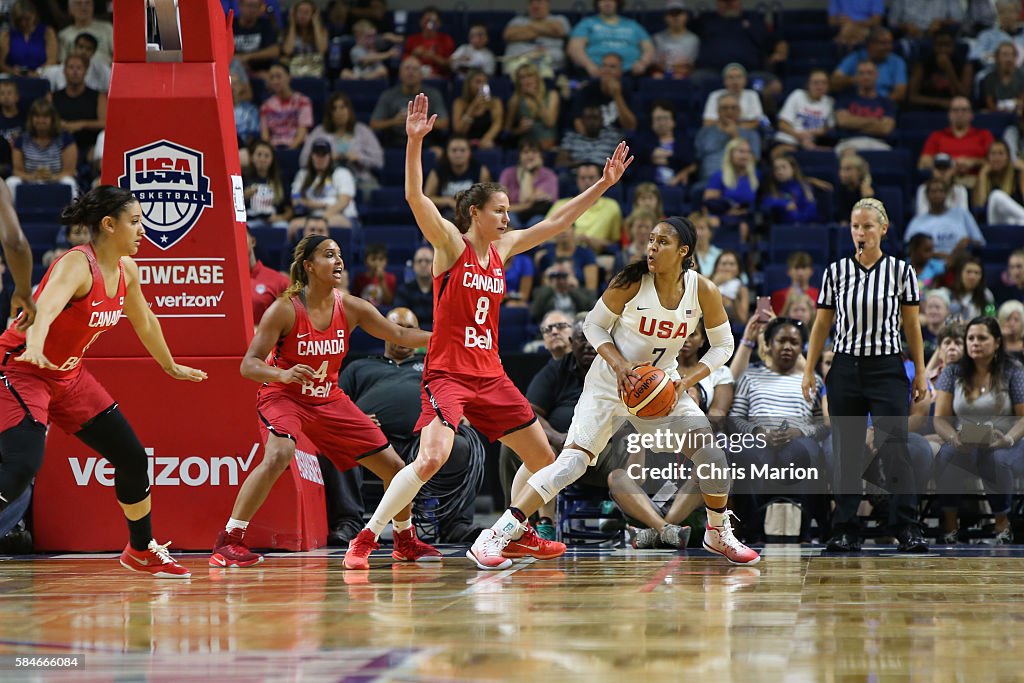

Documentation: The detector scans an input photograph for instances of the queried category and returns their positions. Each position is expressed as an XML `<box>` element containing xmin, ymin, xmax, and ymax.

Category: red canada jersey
<box><xmin>260</xmin><ymin>289</ymin><xmax>349</xmax><ymax>404</ymax></box>
<box><xmin>426</xmin><ymin>237</ymin><xmax>505</xmax><ymax>378</ymax></box>
<box><xmin>0</xmin><ymin>244</ymin><xmax>125</xmax><ymax>378</ymax></box>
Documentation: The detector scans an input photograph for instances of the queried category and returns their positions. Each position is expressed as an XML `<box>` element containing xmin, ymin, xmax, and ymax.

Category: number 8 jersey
<box><xmin>426</xmin><ymin>237</ymin><xmax>505</xmax><ymax>379</ymax></box>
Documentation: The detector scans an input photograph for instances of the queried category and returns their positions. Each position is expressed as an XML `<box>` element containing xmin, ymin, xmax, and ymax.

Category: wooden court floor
<box><xmin>1</xmin><ymin>545</ymin><xmax>1023</xmax><ymax>682</ymax></box>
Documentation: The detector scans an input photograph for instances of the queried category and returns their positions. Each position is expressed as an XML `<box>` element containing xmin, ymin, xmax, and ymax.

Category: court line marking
<box><xmin>639</xmin><ymin>556</ymin><xmax>683</xmax><ymax>593</ymax></box>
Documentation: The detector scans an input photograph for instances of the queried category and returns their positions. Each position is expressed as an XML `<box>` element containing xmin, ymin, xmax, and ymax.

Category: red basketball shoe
<box><xmin>209</xmin><ymin>529</ymin><xmax>264</xmax><ymax>568</ymax></box>
<box><xmin>120</xmin><ymin>540</ymin><xmax>191</xmax><ymax>579</ymax></box>
<box><xmin>503</xmin><ymin>524</ymin><xmax>566</xmax><ymax>560</ymax></box>
<box><xmin>392</xmin><ymin>526</ymin><xmax>443</xmax><ymax>562</ymax></box>
<box><xmin>703</xmin><ymin>512</ymin><xmax>761</xmax><ymax>566</ymax></box>
<box><xmin>344</xmin><ymin>529</ymin><xmax>380</xmax><ymax>570</ymax></box>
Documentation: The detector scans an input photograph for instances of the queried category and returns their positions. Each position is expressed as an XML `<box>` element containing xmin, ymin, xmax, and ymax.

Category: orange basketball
<box><xmin>622</xmin><ymin>365</ymin><xmax>676</xmax><ymax>418</ymax></box>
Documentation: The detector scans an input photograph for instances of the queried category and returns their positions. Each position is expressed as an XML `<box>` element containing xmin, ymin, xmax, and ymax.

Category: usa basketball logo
<box><xmin>118</xmin><ymin>140</ymin><xmax>214</xmax><ymax>250</ymax></box>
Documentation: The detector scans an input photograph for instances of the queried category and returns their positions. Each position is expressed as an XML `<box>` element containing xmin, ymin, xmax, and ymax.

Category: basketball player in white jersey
<box><xmin>469</xmin><ymin>217</ymin><xmax>760</xmax><ymax>567</ymax></box>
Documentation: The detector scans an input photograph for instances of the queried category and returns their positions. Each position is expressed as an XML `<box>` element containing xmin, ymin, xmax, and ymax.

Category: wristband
<box><xmin>741</xmin><ymin>339</ymin><xmax>757</xmax><ymax>349</ymax></box>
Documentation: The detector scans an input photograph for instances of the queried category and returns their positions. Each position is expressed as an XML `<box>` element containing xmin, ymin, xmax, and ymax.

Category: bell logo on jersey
<box><xmin>639</xmin><ymin>316</ymin><xmax>688</xmax><ymax>339</ymax></box>
<box><xmin>118</xmin><ymin>140</ymin><xmax>213</xmax><ymax>251</ymax></box>
<box><xmin>464</xmin><ymin>326</ymin><xmax>493</xmax><ymax>349</ymax></box>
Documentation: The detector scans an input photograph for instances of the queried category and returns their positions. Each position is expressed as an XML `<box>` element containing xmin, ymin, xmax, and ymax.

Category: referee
<box><xmin>803</xmin><ymin>198</ymin><xmax>929</xmax><ymax>553</ymax></box>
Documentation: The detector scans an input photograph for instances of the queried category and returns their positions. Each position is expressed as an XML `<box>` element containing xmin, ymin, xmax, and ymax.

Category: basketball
<box><xmin>622</xmin><ymin>365</ymin><xmax>676</xmax><ymax>418</ymax></box>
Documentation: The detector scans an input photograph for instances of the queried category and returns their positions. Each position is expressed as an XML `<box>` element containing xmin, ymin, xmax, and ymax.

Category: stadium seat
<box><xmin>15</xmin><ymin>184</ymin><xmax>73</xmax><ymax>223</ymax></box>
<box><xmin>362</xmin><ymin>224</ymin><xmax>422</xmax><ymax>264</ymax></box>
<box><xmin>290</xmin><ymin>77</ymin><xmax>327</xmax><ymax>124</ymax></box>
<box><xmin>982</xmin><ymin>225</ymin><xmax>1021</xmax><ymax>263</ymax></box>
<box><xmin>768</xmin><ymin>223</ymin><xmax>831</xmax><ymax>263</ymax></box>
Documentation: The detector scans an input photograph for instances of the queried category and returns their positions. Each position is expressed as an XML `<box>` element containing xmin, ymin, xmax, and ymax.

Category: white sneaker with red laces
<box><xmin>120</xmin><ymin>540</ymin><xmax>191</xmax><ymax>578</ymax></box>
<box><xmin>467</xmin><ymin>529</ymin><xmax>512</xmax><ymax>570</ymax></box>
<box><xmin>703</xmin><ymin>512</ymin><xmax>761</xmax><ymax>566</ymax></box>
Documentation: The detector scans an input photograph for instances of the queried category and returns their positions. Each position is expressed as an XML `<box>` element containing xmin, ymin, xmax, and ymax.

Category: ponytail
<box><xmin>59</xmin><ymin>185</ymin><xmax>137</xmax><ymax>238</ymax></box>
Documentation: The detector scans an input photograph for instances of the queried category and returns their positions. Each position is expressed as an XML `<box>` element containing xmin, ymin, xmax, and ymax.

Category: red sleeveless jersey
<box><xmin>259</xmin><ymin>289</ymin><xmax>349</xmax><ymax>405</ymax></box>
<box><xmin>426</xmin><ymin>237</ymin><xmax>505</xmax><ymax>378</ymax></box>
<box><xmin>0</xmin><ymin>244</ymin><xmax>125</xmax><ymax>378</ymax></box>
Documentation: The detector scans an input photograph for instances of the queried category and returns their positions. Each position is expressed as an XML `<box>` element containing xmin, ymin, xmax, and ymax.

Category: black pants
<box><xmin>826</xmin><ymin>353</ymin><xmax>919</xmax><ymax>534</ymax></box>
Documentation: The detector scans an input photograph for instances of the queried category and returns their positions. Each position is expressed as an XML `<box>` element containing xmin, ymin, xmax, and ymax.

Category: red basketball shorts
<box><xmin>0</xmin><ymin>364</ymin><xmax>115</xmax><ymax>433</ymax></box>
<box><xmin>415</xmin><ymin>371</ymin><xmax>536</xmax><ymax>441</ymax></box>
<box><xmin>257</xmin><ymin>391</ymin><xmax>390</xmax><ymax>471</ymax></box>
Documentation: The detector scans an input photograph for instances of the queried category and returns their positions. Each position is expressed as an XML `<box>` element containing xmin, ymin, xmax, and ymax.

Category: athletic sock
<box><xmin>492</xmin><ymin>507</ymin><xmax>527</xmax><ymax>540</ymax></box>
<box><xmin>706</xmin><ymin>506</ymin><xmax>728</xmax><ymax>528</ymax></box>
<box><xmin>127</xmin><ymin>513</ymin><xmax>152</xmax><ymax>552</ymax></box>
<box><xmin>393</xmin><ymin>517</ymin><xmax>413</xmax><ymax>533</ymax></box>
<box><xmin>226</xmin><ymin>518</ymin><xmax>249</xmax><ymax>535</ymax></box>
<box><xmin>367</xmin><ymin>464</ymin><xmax>426</xmax><ymax>538</ymax></box>
<box><xmin>510</xmin><ymin>463</ymin><xmax>534</xmax><ymax>504</ymax></box>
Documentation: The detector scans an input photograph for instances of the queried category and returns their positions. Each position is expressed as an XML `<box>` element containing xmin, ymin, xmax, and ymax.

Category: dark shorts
<box><xmin>0</xmin><ymin>365</ymin><xmax>115</xmax><ymax>433</ymax></box>
<box><xmin>257</xmin><ymin>391</ymin><xmax>390</xmax><ymax>471</ymax></box>
<box><xmin>415</xmin><ymin>372</ymin><xmax>536</xmax><ymax>442</ymax></box>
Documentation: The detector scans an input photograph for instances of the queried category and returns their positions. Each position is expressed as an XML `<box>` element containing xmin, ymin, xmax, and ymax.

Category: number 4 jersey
<box><xmin>425</xmin><ymin>237</ymin><xmax>505</xmax><ymax>379</ymax></box>
<box><xmin>260</xmin><ymin>290</ymin><xmax>348</xmax><ymax>404</ymax></box>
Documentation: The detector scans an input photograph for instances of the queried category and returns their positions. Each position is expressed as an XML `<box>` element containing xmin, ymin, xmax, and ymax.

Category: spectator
<box><xmin>702</xmin><ymin>63</ymin><xmax>764</xmax><ymax>130</ymax></box>
<box><xmin>6</xmin><ymin>98</ymin><xmax>77</xmax><ymax>199</ymax></box>
<box><xmin>233</xmin><ymin>78</ymin><xmax>260</xmax><ymax>157</ymax></box>
<box><xmin>452</xmin><ymin>69</ymin><xmax>504</xmax><ymax>149</ymax></box>
<box><xmin>349</xmin><ymin>0</ymin><xmax>398</xmax><ymax>36</ymax></box>
<box><xmin>424</xmin><ymin>135</ymin><xmax>493</xmax><ymax>217</ymax></box>
<box><xmin>1003</xmin><ymin>104</ymin><xmax>1024</xmax><ymax>162</ymax></box>
<box><xmin>247</xmin><ymin>228</ymin><xmax>289</xmax><ymax>324</ymax></box>
<box><xmin>693</xmin><ymin>0</ymin><xmax>787</xmax><ymax>100</ymax></box>
<box><xmin>259</xmin><ymin>62</ymin><xmax>313</xmax><ymax>149</ymax></box>
<box><xmin>556</xmin><ymin>104</ymin><xmax>621</xmax><ymax>168</ymax></box>
<box><xmin>300</xmin><ymin>92</ymin><xmax>383</xmax><ymax>194</ymax></box>
<box><xmin>703</xmin><ymin>138</ymin><xmax>758</xmax><ymax>238</ymax></box>
<box><xmin>392</xmin><ymin>245</ymin><xmax>434</xmax><ymax>327</ymax></box>
<box><xmin>999</xmin><ymin>300</ymin><xmax>1024</xmax><ymax>361</ymax></box>
<box><xmin>535</xmin><ymin>226</ymin><xmax>600</xmax><ymax>291</ymax></box>
<box><xmin>42</xmin><ymin>222</ymin><xmax>88</xmax><ymax>266</ymax></box>
<box><xmin>919</xmin><ymin>97</ymin><xmax>995</xmax><ymax>178</ymax></box>
<box><xmin>999</xmin><ymin>248</ymin><xmax>1024</xmax><ymax>301</ymax></box>
<box><xmin>353</xmin><ymin>243</ymin><xmax>395</xmax><ymax>307</ymax></box>
<box><xmin>504</xmin><ymin>62</ymin><xmax>560</xmax><ymax>151</ymax></box>
<box><xmin>281</xmin><ymin>0</ymin><xmax>328</xmax><ymax>78</ymax></box>
<box><xmin>907</xmin><ymin>28</ymin><xmax>973</xmax><ymax>111</ymax></box>
<box><xmin>243</xmin><ymin>140</ymin><xmax>292</xmax><ymax>230</ymax></box>
<box><xmin>773</xmin><ymin>69</ymin><xmax>835</xmax><ymax>157</ymax></box>
<box><xmin>829</xmin><ymin>0</ymin><xmax>884</xmax><ymax>49</ymax></box>
<box><xmin>567</xmin><ymin>0</ymin><xmax>654</xmax><ymax>77</ymax></box>
<box><xmin>907</xmin><ymin>234</ymin><xmax>947</xmax><ymax>290</ymax></box>
<box><xmin>452</xmin><ymin>23</ymin><xmax>496</xmax><ymax>76</ymax></box>
<box><xmin>652</xmin><ymin>0</ymin><xmax>699</xmax><ymax>79</ymax></box>
<box><xmin>933</xmin><ymin>316</ymin><xmax>1024</xmax><ymax>545</ymax></box>
<box><xmin>41</xmin><ymin>32</ymin><xmax>110</xmax><ymax>93</ymax></box>
<box><xmin>634</xmin><ymin>100</ymin><xmax>695</xmax><ymax>187</ymax></box>
<box><xmin>905</xmin><ymin>178</ymin><xmax>986</xmax><ymax>256</ymax></box>
<box><xmin>631</xmin><ymin>181</ymin><xmax>664</xmax><ymax>218</ymax></box>
<box><xmin>759</xmin><ymin>156</ymin><xmax>819</xmax><ymax>224</ymax></box>
<box><xmin>888</xmin><ymin>0</ymin><xmax>964</xmax><ymax>40</ymax></box>
<box><xmin>502</xmin><ymin>0</ymin><xmax>571</xmax><ymax>77</ymax></box>
<box><xmin>58</xmin><ymin>0</ymin><xmax>113</xmax><ymax>64</ymax></box>
<box><xmin>369</xmin><ymin>56</ymin><xmax>449</xmax><ymax>147</ymax></box>
<box><xmin>529</xmin><ymin>259</ymin><xmax>597</xmax><ymax>323</ymax></box>
<box><xmin>923</xmin><ymin>318</ymin><xmax>963</xmax><ymax>386</ymax></box>
<box><xmin>533</xmin><ymin>310</ymin><xmax>573</xmax><ymax>360</ymax></box>
<box><xmin>982</xmin><ymin>42</ymin><xmax>1024</xmax><ymax>113</ymax></box>
<box><xmin>833</xmin><ymin>61</ymin><xmax>897</xmax><ymax>155</ymax></box>
<box><xmin>694</xmin><ymin>94</ymin><xmax>761</xmax><ymax>181</ymax></box>
<box><xmin>503</xmin><ymin>253</ymin><xmax>535</xmax><ymax>306</ymax></box>
<box><xmin>500</xmin><ymin>139</ymin><xmax>559</xmax><ymax>227</ymax></box>
<box><xmin>545</xmin><ymin>162</ymin><xmax>621</xmax><ymax>252</ymax></box>
<box><xmin>832</xmin><ymin>27</ymin><xmax>907</xmax><ymax>101</ymax></box>
<box><xmin>944</xmin><ymin>257</ymin><xmax>995</xmax><ymax>320</ymax></box>
<box><xmin>0</xmin><ymin>0</ymin><xmax>57</xmax><ymax>77</ymax></box>
<box><xmin>975</xmin><ymin>140</ymin><xmax>1024</xmax><ymax>225</ymax></box>
<box><xmin>914</xmin><ymin>153</ymin><xmax>969</xmax><ymax>217</ymax></box>
<box><xmin>782</xmin><ymin>292</ymin><xmax>816</xmax><ymax>326</ymax></box>
<box><xmin>288</xmin><ymin>139</ymin><xmax>358</xmax><ymax>233</ymax></box>
<box><xmin>342</xmin><ymin>20</ymin><xmax>397</xmax><ymax>80</ymax></box>
<box><xmin>615</xmin><ymin>209</ymin><xmax>657</xmax><ymax>271</ymax></box>
<box><xmin>692</xmin><ymin>211</ymin><xmax>721</xmax><ymax>276</ymax></box>
<box><xmin>771</xmin><ymin>250</ymin><xmax>820</xmax><ymax>315</ymax></box>
<box><xmin>972</xmin><ymin>0</ymin><xmax>1024</xmax><ymax>68</ymax></box>
<box><xmin>833</xmin><ymin>151</ymin><xmax>874</xmax><ymax>222</ymax></box>
<box><xmin>52</xmin><ymin>54</ymin><xmax>105</xmax><ymax>158</ymax></box>
<box><xmin>921</xmin><ymin>290</ymin><xmax>953</xmax><ymax>360</ymax></box>
<box><xmin>402</xmin><ymin>6</ymin><xmax>455</xmax><ymax>78</ymax></box>
<box><xmin>0</xmin><ymin>80</ymin><xmax>23</xmax><ymax>175</ymax></box>
<box><xmin>710</xmin><ymin>249</ymin><xmax>749</xmax><ymax>323</ymax></box>
<box><xmin>572</xmin><ymin>52</ymin><xmax>638</xmax><ymax>132</ymax></box>
<box><xmin>233</xmin><ymin>0</ymin><xmax>281</xmax><ymax>73</ymax></box>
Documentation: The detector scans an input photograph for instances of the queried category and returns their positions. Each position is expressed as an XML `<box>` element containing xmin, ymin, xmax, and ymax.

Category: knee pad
<box><xmin>690</xmin><ymin>446</ymin><xmax>731</xmax><ymax>496</ymax></box>
<box><xmin>527</xmin><ymin>448</ymin><xmax>590</xmax><ymax>504</ymax></box>
<box><xmin>75</xmin><ymin>407</ymin><xmax>150</xmax><ymax>505</ymax></box>
<box><xmin>0</xmin><ymin>416</ymin><xmax>47</xmax><ymax>503</ymax></box>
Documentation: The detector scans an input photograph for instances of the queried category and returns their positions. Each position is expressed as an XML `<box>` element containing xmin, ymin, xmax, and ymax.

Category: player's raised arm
<box><xmin>343</xmin><ymin>293</ymin><xmax>431</xmax><ymax>348</ymax></box>
<box><xmin>404</xmin><ymin>93</ymin><xmax>464</xmax><ymax>261</ymax></box>
<box><xmin>497</xmin><ymin>142</ymin><xmax>633</xmax><ymax>260</ymax></box>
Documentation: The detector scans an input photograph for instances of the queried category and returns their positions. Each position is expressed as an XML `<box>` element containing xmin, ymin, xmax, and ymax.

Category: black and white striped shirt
<box><xmin>817</xmin><ymin>256</ymin><xmax>919</xmax><ymax>356</ymax></box>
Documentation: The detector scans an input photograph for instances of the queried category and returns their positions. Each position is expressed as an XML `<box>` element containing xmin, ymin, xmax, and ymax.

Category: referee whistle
<box><xmin>857</xmin><ymin>241</ymin><xmax>865</xmax><ymax>255</ymax></box>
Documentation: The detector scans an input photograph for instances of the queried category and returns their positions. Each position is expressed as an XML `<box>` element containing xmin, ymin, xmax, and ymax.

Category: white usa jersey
<box><xmin>597</xmin><ymin>269</ymin><xmax>702</xmax><ymax>381</ymax></box>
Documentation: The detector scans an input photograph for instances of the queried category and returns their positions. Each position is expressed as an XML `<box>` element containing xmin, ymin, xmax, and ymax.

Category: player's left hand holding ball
<box><xmin>166</xmin><ymin>363</ymin><xmax>208</xmax><ymax>382</ymax></box>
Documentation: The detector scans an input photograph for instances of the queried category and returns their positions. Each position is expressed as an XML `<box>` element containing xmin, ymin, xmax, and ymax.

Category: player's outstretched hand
<box><xmin>11</xmin><ymin>289</ymin><xmax>35</xmax><ymax>330</ymax></box>
<box><xmin>15</xmin><ymin>348</ymin><xmax>56</xmax><ymax>370</ymax></box>
<box><xmin>279</xmin><ymin>364</ymin><xmax>315</xmax><ymax>385</ymax></box>
<box><xmin>406</xmin><ymin>93</ymin><xmax>437</xmax><ymax>141</ymax></box>
<box><xmin>601</xmin><ymin>141</ymin><xmax>634</xmax><ymax>187</ymax></box>
<box><xmin>167</xmin><ymin>363</ymin><xmax>208</xmax><ymax>382</ymax></box>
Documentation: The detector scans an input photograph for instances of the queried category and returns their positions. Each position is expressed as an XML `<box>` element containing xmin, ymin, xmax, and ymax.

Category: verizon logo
<box><xmin>70</xmin><ymin>443</ymin><xmax>260</xmax><ymax>487</ymax></box>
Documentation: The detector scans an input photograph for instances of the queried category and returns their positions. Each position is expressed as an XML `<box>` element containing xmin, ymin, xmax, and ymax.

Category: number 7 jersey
<box><xmin>425</xmin><ymin>237</ymin><xmax>505</xmax><ymax>379</ymax></box>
